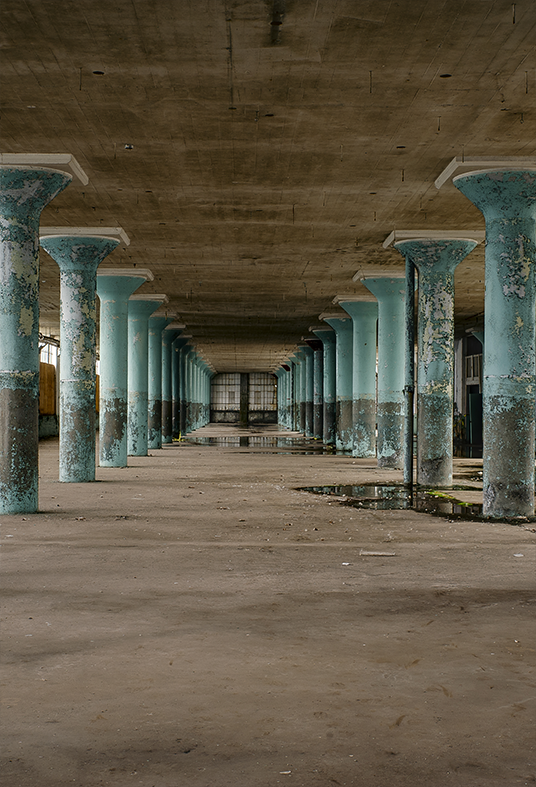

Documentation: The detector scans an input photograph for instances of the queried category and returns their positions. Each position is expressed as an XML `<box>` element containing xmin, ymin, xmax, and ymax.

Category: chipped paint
<box><xmin>322</xmin><ymin>318</ymin><xmax>353</xmax><ymax>452</ymax></box>
<box><xmin>454</xmin><ymin>169</ymin><xmax>536</xmax><ymax>517</ymax></box>
<box><xmin>148</xmin><ymin>315</ymin><xmax>172</xmax><ymax>448</ymax></box>
<box><xmin>127</xmin><ymin>299</ymin><xmax>163</xmax><ymax>456</ymax></box>
<box><xmin>40</xmin><ymin>235</ymin><xmax>119</xmax><ymax>481</ymax></box>
<box><xmin>395</xmin><ymin>239</ymin><xmax>477</xmax><ymax>487</ymax></box>
<box><xmin>339</xmin><ymin>300</ymin><xmax>378</xmax><ymax>458</ymax></box>
<box><xmin>0</xmin><ymin>166</ymin><xmax>71</xmax><ymax>512</ymax></box>
<box><xmin>96</xmin><ymin>274</ymin><xmax>146</xmax><ymax>467</ymax></box>
<box><xmin>361</xmin><ymin>278</ymin><xmax>406</xmax><ymax>468</ymax></box>
<box><xmin>162</xmin><ymin>328</ymin><xmax>181</xmax><ymax>443</ymax></box>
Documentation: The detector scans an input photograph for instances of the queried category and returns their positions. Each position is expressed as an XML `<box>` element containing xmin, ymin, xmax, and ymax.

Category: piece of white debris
<box><xmin>513</xmin><ymin>553</ymin><xmax>524</xmax><ymax>557</ymax></box>
<box><xmin>359</xmin><ymin>550</ymin><xmax>397</xmax><ymax>557</ymax></box>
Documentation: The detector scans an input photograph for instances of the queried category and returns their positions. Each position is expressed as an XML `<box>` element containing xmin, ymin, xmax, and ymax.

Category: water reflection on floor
<box><xmin>299</xmin><ymin>484</ymin><xmax>485</xmax><ymax>519</ymax></box>
<box><xmin>182</xmin><ymin>434</ymin><xmax>337</xmax><ymax>454</ymax></box>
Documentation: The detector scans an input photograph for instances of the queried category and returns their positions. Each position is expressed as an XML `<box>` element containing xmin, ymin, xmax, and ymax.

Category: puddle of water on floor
<box><xmin>298</xmin><ymin>484</ymin><xmax>535</xmax><ymax>523</ymax></box>
<box><xmin>182</xmin><ymin>436</ymin><xmax>338</xmax><ymax>454</ymax></box>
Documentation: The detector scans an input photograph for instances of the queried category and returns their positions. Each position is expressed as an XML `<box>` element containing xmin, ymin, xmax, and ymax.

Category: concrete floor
<box><xmin>1</xmin><ymin>426</ymin><xmax>535</xmax><ymax>787</ymax></box>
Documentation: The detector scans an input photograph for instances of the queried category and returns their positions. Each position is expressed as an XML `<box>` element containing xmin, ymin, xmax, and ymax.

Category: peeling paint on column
<box><xmin>323</xmin><ymin>317</ymin><xmax>353</xmax><ymax>452</ymax></box>
<box><xmin>97</xmin><ymin>274</ymin><xmax>147</xmax><ymax>467</ymax></box>
<box><xmin>312</xmin><ymin>328</ymin><xmax>336</xmax><ymax>445</ymax></box>
<box><xmin>361</xmin><ymin>278</ymin><xmax>406</xmax><ymax>468</ymax></box>
<box><xmin>310</xmin><ymin>345</ymin><xmax>323</xmax><ymax>439</ymax></box>
<box><xmin>394</xmin><ymin>239</ymin><xmax>477</xmax><ymax>487</ymax></box>
<box><xmin>172</xmin><ymin>337</ymin><xmax>188</xmax><ymax>438</ymax></box>
<box><xmin>127</xmin><ymin>298</ymin><xmax>163</xmax><ymax>457</ymax></box>
<box><xmin>162</xmin><ymin>328</ymin><xmax>180</xmax><ymax>443</ymax></box>
<box><xmin>40</xmin><ymin>236</ymin><xmax>119</xmax><ymax>482</ymax></box>
<box><xmin>454</xmin><ymin>169</ymin><xmax>536</xmax><ymax>518</ymax></box>
<box><xmin>339</xmin><ymin>300</ymin><xmax>378</xmax><ymax>458</ymax></box>
<box><xmin>0</xmin><ymin>166</ymin><xmax>71</xmax><ymax>513</ymax></box>
<box><xmin>303</xmin><ymin>346</ymin><xmax>314</xmax><ymax>437</ymax></box>
<box><xmin>148</xmin><ymin>315</ymin><xmax>172</xmax><ymax>448</ymax></box>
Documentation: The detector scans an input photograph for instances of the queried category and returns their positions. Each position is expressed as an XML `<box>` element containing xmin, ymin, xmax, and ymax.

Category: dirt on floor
<box><xmin>1</xmin><ymin>425</ymin><xmax>535</xmax><ymax>787</ymax></box>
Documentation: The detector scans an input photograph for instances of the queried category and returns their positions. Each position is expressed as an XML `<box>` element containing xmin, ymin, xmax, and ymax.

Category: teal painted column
<box><xmin>148</xmin><ymin>313</ymin><xmax>172</xmax><ymax>449</ymax></box>
<box><xmin>0</xmin><ymin>165</ymin><xmax>72</xmax><ymax>513</ymax></box>
<box><xmin>286</xmin><ymin>365</ymin><xmax>294</xmax><ymax>430</ymax></box>
<box><xmin>289</xmin><ymin>362</ymin><xmax>298</xmax><ymax>430</ymax></box>
<box><xmin>394</xmin><ymin>239</ymin><xmax>477</xmax><ymax>487</ymax></box>
<box><xmin>275</xmin><ymin>369</ymin><xmax>283</xmax><ymax>425</ymax></box>
<box><xmin>361</xmin><ymin>277</ymin><xmax>406</xmax><ymax>468</ymax></box>
<box><xmin>306</xmin><ymin>337</ymin><xmax>324</xmax><ymax>439</ymax></box>
<box><xmin>127</xmin><ymin>295</ymin><xmax>163</xmax><ymax>456</ymax></box>
<box><xmin>172</xmin><ymin>336</ymin><xmax>188</xmax><ymax>438</ymax></box>
<box><xmin>197</xmin><ymin>357</ymin><xmax>207</xmax><ymax>428</ymax></box>
<box><xmin>178</xmin><ymin>341</ymin><xmax>192</xmax><ymax>436</ymax></box>
<box><xmin>190</xmin><ymin>354</ymin><xmax>199</xmax><ymax>430</ymax></box>
<box><xmin>339</xmin><ymin>298</ymin><xmax>378</xmax><ymax>458</ymax></box>
<box><xmin>312</xmin><ymin>327</ymin><xmax>336</xmax><ymax>445</ymax></box>
<box><xmin>280</xmin><ymin>365</ymin><xmax>292</xmax><ymax>429</ymax></box>
<box><xmin>97</xmin><ymin>271</ymin><xmax>150</xmax><ymax>467</ymax></box>
<box><xmin>303</xmin><ymin>345</ymin><xmax>314</xmax><ymax>437</ymax></box>
<box><xmin>40</xmin><ymin>234</ymin><xmax>120</xmax><ymax>482</ymax></box>
<box><xmin>454</xmin><ymin>168</ymin><xmax>536</xmax><ymax>517</ymax></box>
<box><xmin>294</xmin><ymin>350</ymin><xmax>307</xmax><ymax>433</ymax></box>
<box><xmin>162</xmin><ymin>324</ymin><xmax>182</xmax><ymax>444</ymax></box>
<box><xmin>290</xmin><ymin>353</ymin><xmax>303</xmax><ymax>432</ymax></box>
<box><xmin>323</xmin><ymin>316</ymin><xmax>353</xmax><ymax>452</ymax></box>
<box><xmin>183</xmin><ymin>346</ymin><xmax>194</xmax><ymax>434</ymax></box>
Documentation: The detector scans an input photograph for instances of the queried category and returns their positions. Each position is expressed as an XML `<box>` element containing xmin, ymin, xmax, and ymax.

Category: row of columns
<box><xmin>2</xmin><ymin>164</ymin><xmax>535</xmax><ymax>518</ymax></box>
<box><xmin>277</xmin><ymin>168</ymin><xmax>536</xmax><ymax>519</ymax></box>
<box><xmin>0</xmin><ymin>164</ymin><xmax>212</xmax><ymax>515</ymax></box>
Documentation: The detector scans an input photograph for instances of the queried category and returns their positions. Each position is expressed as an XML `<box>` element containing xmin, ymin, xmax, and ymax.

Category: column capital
<box><xmin>0</xmin><ymin>153</ymin><xmax>88</xmax><ymax>184</ymax></box>
<box><xmin>394</xmin><ymin>238</ymin><xmax>478</xmax><ymax>274</ymax></box>
<box><xmin>453</xmin><ymin>168</ymin><xmax>536</xmax><ymax>219</ymax></box>
<box><xmin>98</xmin><ymin>268</ymin><xmax>154</xmax><ymax>280</ymax></box>
<box><xmin>383</xmin><ymin>229</ymin><xmax>485</xmax><ymax>248</ymax></box>
<box><xmin>40</xmin><ymin>226</ymin><xmax>130</xmax><ymax>245</ymax></box>
<box><xmin>40</xmin><ymin>235</ymin><xmax>120</xmax><ymax>272</ymax></box>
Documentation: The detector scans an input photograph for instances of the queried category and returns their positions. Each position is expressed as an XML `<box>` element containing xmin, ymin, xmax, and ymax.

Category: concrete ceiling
<box><xmin>2</xmin><ymin>0</ymin><xmax>536</xmax><ymax>371</ymax></box>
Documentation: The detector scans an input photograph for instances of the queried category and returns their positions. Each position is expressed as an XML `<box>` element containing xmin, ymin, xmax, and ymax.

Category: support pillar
<box><xmin>303</xmin><ymin>345</ymin><xmax>314</xmax><ymax>437</ymax></box>
<box><xmin>361</xmin><ymin>277</ymin><xmax>406</xmax><ymax>468</ymax></box>
<box><xmin>40</xmin><ymin>234</ymin><xmax>121</xmax><ymax>481</ymax></box>
<box><xmin>172</xmin><ymin>336</ymin><xmax>188</xmax><ymax>438</ymax></box>
<box><xmin>322</xmin><ymin>316</ymin><xmax>353</xmax><ymax>452</ymax></box>
<box><xmin>127</xmin><ymin>295</ymin><xmax>165</xmax><ymax>456</ymax></box>
<box><xmin>0</xmin><ymin>165</ymin><xmax>72</xmax><ymax>513</ymax></box>
<box><xmin>454</xmin><ymin>168</ymin><xmax>536</xmax><ymax>517</ymax></box>
<box><xmin>394</xmin><ymin>239</ymin><xmax>477</xmax><ymax>487</ymax></box>
<box><xmin>312</xmin><ymin>326</ymin><xmax>336</xmax><ymax>445</ymax></box>
<box><xmin>275</xmin><ymin>369</ymin><xmax>283</xmax><ymax>425</ymax></box>
<box><xmin>305</xmin><ymin>336</ymin><xmax>324</xmax><ymax>439</ymax></box>
<box><xmin>178</xmin><ymin>340</ymin><xmax>192</xmax><ymax>436</ymax></box>
<box><xmin>279</xmin><ymin>364</ymin><xmax>292</xmax><ymax>429</ymax></box>
<box><xmin>162</xmin><ymin>323</ymin><xmax>183</xmax><ymax>444</ymax></box>
<box><xmin>148</xmin><ymin>311</ymin><xmax>171</xmax><ymax>449</ymax></box>
<box><xmin>96</xmin><ymin>270</ymin><xmax>152</xmax><ymax>467</ymax></box>
<box><xmin>338</xmin><ymin>298</ymin><xmax>378</xmax><ymax>458</ymax></box>
<box><xmin>183</xmin><ymin>347</ymin><xmax>195</xmax><ymax>434</ymax></box>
